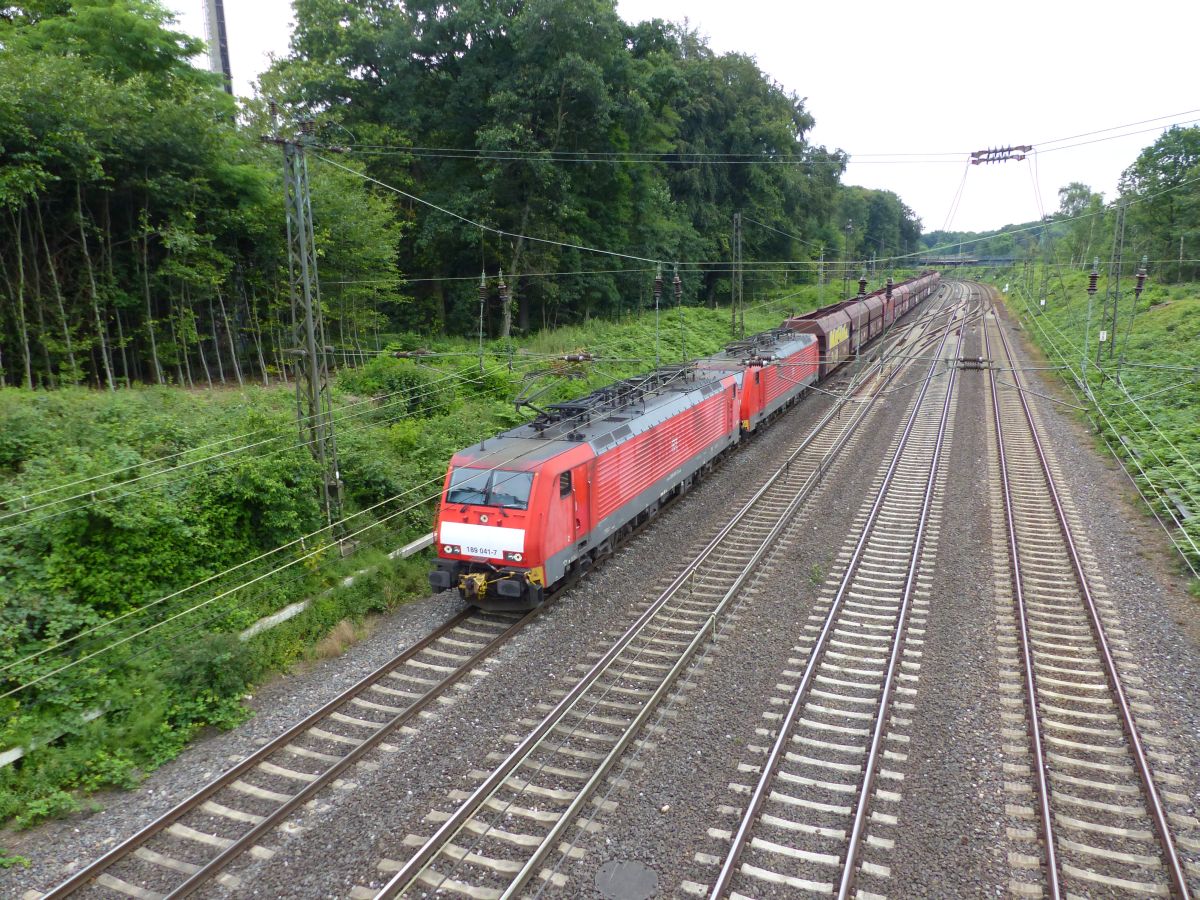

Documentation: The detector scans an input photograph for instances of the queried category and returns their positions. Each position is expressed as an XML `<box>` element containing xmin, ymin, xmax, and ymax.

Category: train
<box><xmin>428</xmin><ymin>271</ymin><xmax>941</xmax><ymax>609</ymax></box>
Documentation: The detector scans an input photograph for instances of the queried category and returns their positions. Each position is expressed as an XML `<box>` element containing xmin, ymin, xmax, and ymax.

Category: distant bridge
<box><xmin>918</xmin><ymin>257</ymin><xmax>1019</xmax><ymax>267</ymax></box>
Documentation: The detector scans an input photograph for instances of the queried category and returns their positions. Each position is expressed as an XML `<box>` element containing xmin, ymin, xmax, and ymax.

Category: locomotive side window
<box><xmin>446</xmin><ymin>467</ymin><xmax>534</xmax><ymax>510</ymax></box>
<box><xmin>559</xmin><ymin>471</ymin><xmax>572</xmax><ymax>496</ymax></box>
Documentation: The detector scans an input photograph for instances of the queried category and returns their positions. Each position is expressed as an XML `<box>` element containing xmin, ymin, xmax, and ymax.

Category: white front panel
<box><xmin>440</xmin><ymin>521</ymin><xmax>526</xmax><ymax>558</ymax></box>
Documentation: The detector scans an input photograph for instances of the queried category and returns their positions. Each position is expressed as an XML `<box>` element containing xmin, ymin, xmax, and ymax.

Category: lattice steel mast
<box><xmin>1097</xmin><ymin>201</ymin><xmax>1127</xmax><ymax>361</ymax></box>
<box><xmin>266</xmin><ymin>112</ymin><xmax>343</xmax><ymax>528</ymax></box>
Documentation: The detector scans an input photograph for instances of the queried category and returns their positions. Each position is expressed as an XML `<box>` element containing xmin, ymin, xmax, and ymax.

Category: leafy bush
<box><xmin>983</xmin><ymin>269</ymin><xmax>1200</xmax><ymax>574</ymax></box>
<box><xmin>337</xmin><ymin>356</ymin><xmax>458</xmax><ymax>420</ymax></box>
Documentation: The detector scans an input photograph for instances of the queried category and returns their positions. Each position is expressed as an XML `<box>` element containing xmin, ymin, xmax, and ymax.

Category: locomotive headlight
<box><xmin>504</xmin><ymin>551</ymin><xmax>524</xmax><ymax>563</ymax></box>
<box><xmin>443</xmin><ymin>544</ymin><xmax>460</xmax><ymax>555</ymax></box>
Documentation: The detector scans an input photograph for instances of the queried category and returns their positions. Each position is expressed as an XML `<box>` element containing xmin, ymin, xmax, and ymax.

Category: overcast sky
<box><xmin>172</xmin><ymin>0</ymin><xmax>1197</xmax><ymax>235</ymax></box>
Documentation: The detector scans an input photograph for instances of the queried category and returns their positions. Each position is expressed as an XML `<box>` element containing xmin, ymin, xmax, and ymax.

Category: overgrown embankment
<box><xmin>0</xmin><ymin>289</ymin><xmax>840</xmax><ymax>828</ymax></box>
<box><xmin>980</xmin><ymin>267</ymin><xmax>1199</xmax><ymax>579</ymax></box>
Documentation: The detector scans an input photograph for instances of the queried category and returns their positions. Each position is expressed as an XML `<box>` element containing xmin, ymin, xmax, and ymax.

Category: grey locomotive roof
<box><xmin>453</xmin><ymin>435</ymin><xmax>580</xmax><ymax>467</ymax></box>
<box><xmin>698</xmin><ymin>329</ymin><xmax>815</xmax><ymax>365</ymax></box>
<box><xmin>452</xmin><ymin>365</ymin><xmax>740</xmax><ymax>468</ymax></box>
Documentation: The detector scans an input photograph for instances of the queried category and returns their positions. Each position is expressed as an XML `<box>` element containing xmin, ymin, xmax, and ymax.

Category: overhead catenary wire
<box><xmin>313</xmin><ymin>112</ymin><xmax>1200</xmax><ymax>296</ymax></box>
<box><xmin>1</xmin><ymin>492</ymin><xmax>442</xmax><ymax>699</ymax></box>
<box><xmin>1017</xmin><ymin>268</ymin><xmax>1200</xmax><ymax>490</ymax></box>
<box><xmin>1033</xmin><ymin>118</ymin><xmax>1200</xmax><ymax>157</ymax></box>
<box><xmin>1106</xmin><ymin>378</ymin><xmax>1200</xmax><ymax>407</ymax></box>
<box><xmin>993</xmin><ymin>377</ymin><xmax>1090</xmax><ymax>412</ymax></box>
<box><xmin>322</xmin><ymin>267</ymin><xmax>655</xmax><ymax>286</ymax></box>
<box><xmin>0</xmin><ymin>438</ymin><xmax>463</xmax><ymax>680</ymax></box>
<box><xmin>0</xmin><ymin>357</ymin><xmax>515</xmax><ymax>517</ymax></box>
<box><xmin>6</xmin><ymin>382</ymin><xmax>665</xmax><ymax>695</ymax></box>
<box><xmin>4</xmin><ymin>272</ymin><xmax>922</xmax><ymax>533</ymax></box>
<box><xmin>1004</xmin><ymin>282</ymin><xmax>1200</xmax><ymax>569</ymax></box>
<box><xmin>340</xmin><ymin>145</ymin><xmax>939</xmax><ymax>166</ymax></box>
<box><xmin>1031</xmin><ymin>106</ymin><xmax>1200</xmax><ymax>149</ymax></box>
<box><xmin>1017</xmin><ymin>280</ymin><xmax>1195</xmax><ymax>508</ymax></box>
<box><xmin>332</xmin><ymin>109</ymin><xmax>1200</xmax><ymax>166</ymax></box>
<box><xmin>1027</xmin><ymin>152</ymin><xmax>1047</xmax><ymax>222</ymax></box>
<box><xmin>0</xmin><ymin>355</ymin><xmax>583</xmax><ymax>672</ymax></box>
<box><xmin>0</xmin><ymin>359</ymin><xmax>558</xmax><ymax>546</ymax></box>
<box><xmin>940</xmin><ymin>158</ymin><xmax>972</xmax><ymax>235</ymax></box>
<box><xmin>739</xmin><ymin>215</ymin><xmax>826</xmax><ymax>251</ymax></box>
<box><xmin>0</xmin><ymin>358</ymin><xmax>548</xmax><ymax>532</ymax></box>
<box><xmin>65</xmin><ymin>524</ymin><xmax>409</xmax><ymax>696</ymax></box>
<box><xmin>314</xmin><ymin>153</ymin><xmax>663</xmax><ymax>266</ymax></box>
<box><xmin>1025</xmin><ymin>303</ymin><xmax>1200</xmax><ymax>574</ymax></box>
<box><xmin>892</xmin><ymin>171</ymin><xmax>1200</xmax><ymax>265</ymax></box>
<box><xmin>18</xmin><ymin>329</ymin><xmax>833</xmax><ymax>685</ymax></box>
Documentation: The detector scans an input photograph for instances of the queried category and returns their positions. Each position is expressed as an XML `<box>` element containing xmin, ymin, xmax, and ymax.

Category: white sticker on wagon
<box><xmin>439</xmin><ymin>521</ymin><xmax>525</xmax><ymax>557</ymax></box>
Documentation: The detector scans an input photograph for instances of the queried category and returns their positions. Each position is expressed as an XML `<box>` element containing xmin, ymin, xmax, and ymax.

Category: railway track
<box><xmin>40</xmin><ymin>608</ymin><xmax>534</xmax><ymax>899</ymax></box>
<box><xmin>701</xmin><ymin>285</ymin><xmax>970</xmax><ymax>900</ymax></box>
<box><xmin>364</xmin><ymin>286</ymin><xmax>971</xmax><ymax>900</ymax></box>
<box><xmin>983</xmin><ymin>294</ymin><xmax>1200</xmax><ymax>899</ymax></box>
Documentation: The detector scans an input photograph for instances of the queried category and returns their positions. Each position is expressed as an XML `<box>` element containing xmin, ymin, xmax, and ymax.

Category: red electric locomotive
<box><xmin>428</xmin><ymin>366</ymin><xmax>742</xmax><ymax>610</ymax></box>
<box><xmin>695</xmin><ymin>329</ymin><xmax>819</xmax><ymax>432</ymax></box>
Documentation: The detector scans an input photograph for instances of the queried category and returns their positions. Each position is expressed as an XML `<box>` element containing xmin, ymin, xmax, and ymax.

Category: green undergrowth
<box><xmin>0</xmin><ymin>280</ymin><xmax>879</xmax><ymax>827</ymax></box>
<box><xmin>972</xmin><ymin>265</ymin><xmax>1200</xmax><ymax>581</ymax></box>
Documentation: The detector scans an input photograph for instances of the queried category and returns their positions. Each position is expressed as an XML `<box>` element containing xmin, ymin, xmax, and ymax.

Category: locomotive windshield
<box><xmin>446</xmin><ymin>467</ymin><xmax>534</xmax><ymax>510</ymax></box>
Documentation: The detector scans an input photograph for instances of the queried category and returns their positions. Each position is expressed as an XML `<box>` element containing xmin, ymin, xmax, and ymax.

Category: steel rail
<box><xmin>989</xmin><ymin>293</ymin><xmax>1191</xmax><ymax>898</ymax></box>
<box><xmin>42</xmin><ymin>284</ymin><xmax>953</xmax><ymax>900</ymax></box>
<box><xmin>709</xmin><ymin>282</ymin><xmax>967</xmax><ymax>899</ymax></box>
<box><xmin>983</xmin><ymin>303</ymin><xmax>1062</xmax><ymax>898</ymax></box>
<box><xmin>833</xmin><ymin>292</ymin><xmax>966</xmax><ymax>900</ymax></box>
<box><xmin>375</xmin><ymin>287</ymin><xmax>957</xmax><ymax>900</ymax></box>
<box><xmin>43</xmin><ymin>607</ymin><xmax>534</xmax><ymax>899</ymax></box>
<box><xmin>498</xmin><ymin>420</ymin><xmax>849</xmax><ymax>900</ymax></box>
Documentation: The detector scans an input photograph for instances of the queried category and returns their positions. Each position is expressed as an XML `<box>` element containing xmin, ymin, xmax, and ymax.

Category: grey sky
<box><xmin>172</xmin><ymin>0</ymin><xmax>1197</xmax><ymax>236</ymax></box>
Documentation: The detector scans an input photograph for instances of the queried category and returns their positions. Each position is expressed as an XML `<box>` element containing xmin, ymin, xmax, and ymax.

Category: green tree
<box><xmin>1120</xmin><ymin>126</ymin><xmax>1200</xmax><ymax>281</ymax></box>
<box><xmin>269</xmin><ymin>1</ymin><xmax>847</xmax><ymax>330</ymax></box>
<box><xmin>0</xmin><ymin>0</ymin><xmax>404</xmax><ymax>388</ymax></box>
<box><xmin>1055</xmin><ymin>182</ymin><xmax>1104</xmax><ymax>268</ymax></box>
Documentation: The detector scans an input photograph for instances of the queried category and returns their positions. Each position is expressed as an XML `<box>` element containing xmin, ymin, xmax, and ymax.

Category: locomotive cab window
<box><xmin>446</xmin><ymin>467</ymin><xmax>533</xmax><ymax>510</ymax></box>
<box><xmin>559</xmin><ymin>471</ymin><xmax>572</xmax><ymax>496</ymax></box>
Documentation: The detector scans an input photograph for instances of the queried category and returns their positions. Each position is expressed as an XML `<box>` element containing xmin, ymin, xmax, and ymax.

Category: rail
<box><xmin>709</xmin><ymin>284</ymin><xmax>968</xmax><ymax>899</ymax></box>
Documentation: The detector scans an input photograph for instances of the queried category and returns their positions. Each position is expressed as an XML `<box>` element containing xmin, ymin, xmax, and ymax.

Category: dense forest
<box><xmin>0</xmin><ymin>0</ymin><xmax>924</xmax><ymax>390</ymax></box>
